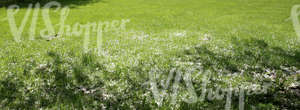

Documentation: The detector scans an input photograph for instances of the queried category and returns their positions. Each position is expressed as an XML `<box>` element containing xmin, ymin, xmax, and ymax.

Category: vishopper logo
<box><xmin>148</xmin><ymin>67</ymin><xmax>272</xmax><ymax>110</ymax></box>
<box><xmin>4</xmin><ymin>1</ymin><xmax>70</xmax><ymax>42</ymax></box>
<box><xmin>2</xmin><ymin>1</ymin><xmax>130</xmax><ymax>54</ymax></box>
<box><xmin>289</xmin><ymin>5</ymin><xmax>300</xmax><ymax>39</ymax></box>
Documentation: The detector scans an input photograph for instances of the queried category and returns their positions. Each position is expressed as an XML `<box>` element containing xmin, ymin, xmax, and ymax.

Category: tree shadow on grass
<box><xmin>183</xmin><ymin>37</ymin><xmax>300</xmax><ymax>109</ymax></box>
<box><xmin>186</xmin><ymin>37</ymin><xmax>300</xmax><ymax>74</ymax></box>
<box><xmin>0</xmin><ymin>0</ymin><xmax>103</xmax><ymax>8</ymax></box>
<box><xmin>0</xmin><ymin>51</ymin><xmax>106</xmax><ymax>109</ymax></box>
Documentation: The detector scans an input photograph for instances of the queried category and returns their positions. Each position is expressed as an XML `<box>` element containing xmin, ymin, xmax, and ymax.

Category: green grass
<box><xmin>0</xmin><ymin>0</ymin><xmax>300</xmax><ymax>109</ymax></box>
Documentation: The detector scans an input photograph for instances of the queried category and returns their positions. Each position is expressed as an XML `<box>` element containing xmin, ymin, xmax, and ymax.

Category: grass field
<box><xmin>0</xmin><ymin>0</ymin><xmax>300</xmax><ymax>109</ymax></box>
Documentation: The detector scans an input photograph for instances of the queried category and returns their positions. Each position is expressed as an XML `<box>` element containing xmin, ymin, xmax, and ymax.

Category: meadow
<box><xmin>0</xmin><ymin>0</ymin><xmax>300</xmax><ymax>109</ymax></box>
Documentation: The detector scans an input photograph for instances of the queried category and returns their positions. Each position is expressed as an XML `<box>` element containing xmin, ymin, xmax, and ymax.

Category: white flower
<box><xmin>172</xmin><ymin>31</ymin><xmax>187</xmax><ymax>37</ymax></box>
<box><xmin>289</xmin><ymin>82</ymin><xmax>299</xmax><ymax>88</ymax></box>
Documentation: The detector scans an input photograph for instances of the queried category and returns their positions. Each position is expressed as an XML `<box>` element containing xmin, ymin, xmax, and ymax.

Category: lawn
<box><xmin>0</xmin><ymin>0</ymin><xmax>300</xmax><ymax>109</ymax></box>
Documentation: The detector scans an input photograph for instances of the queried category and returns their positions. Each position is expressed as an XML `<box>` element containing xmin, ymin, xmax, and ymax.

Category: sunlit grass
<box><xmin>0</xmin><ymin>0</ymin><xmax>300</xmax><ymax>109</ymax></box>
